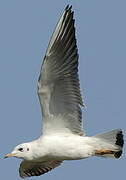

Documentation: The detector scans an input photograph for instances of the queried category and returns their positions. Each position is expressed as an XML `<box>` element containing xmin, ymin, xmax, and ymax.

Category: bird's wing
<box><xmin>19</xmin><ymin>160</ymin><xmax>62</xmax><ymax>178</ymax></box>
<box><xmin>38</xmin><ymin>5</ymin><xmax>85</xmax><ymax>136</ymax></box>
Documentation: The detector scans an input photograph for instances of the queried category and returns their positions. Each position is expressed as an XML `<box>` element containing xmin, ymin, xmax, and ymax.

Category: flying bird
<box><xmin>5</xmin><ymin>5</ymin><xmax>124</xmax><ymax>178</ymax></box>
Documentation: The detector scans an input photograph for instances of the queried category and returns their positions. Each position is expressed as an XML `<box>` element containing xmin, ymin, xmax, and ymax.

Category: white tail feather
<box><xmin>93</xmin><ymin>129</ymin><xmax>124</xmax><ymax>158</ymax></box>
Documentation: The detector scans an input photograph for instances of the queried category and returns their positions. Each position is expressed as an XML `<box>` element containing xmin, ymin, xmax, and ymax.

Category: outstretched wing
<box><xmin>19</xmin><ymin>160</ymin><xmax>62</xmax><ymax>178</ymax></box>
<box><xmin>38</xmin><ymin>6</ymin><xmax>84</xmax><ymax>136</ymax></box>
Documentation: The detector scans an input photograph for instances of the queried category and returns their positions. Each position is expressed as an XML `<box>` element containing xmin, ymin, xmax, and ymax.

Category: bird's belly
<box><xmin>41</xmin><ymin>135</ymin><xmax>94</xmax><ymax>160</ymax></box>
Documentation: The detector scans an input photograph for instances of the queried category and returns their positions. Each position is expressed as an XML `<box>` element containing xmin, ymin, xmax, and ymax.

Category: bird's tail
<box><xmin>93</xmin><ymin>129</ymin><xmax>124</xmax><ymax>158</ymax></box>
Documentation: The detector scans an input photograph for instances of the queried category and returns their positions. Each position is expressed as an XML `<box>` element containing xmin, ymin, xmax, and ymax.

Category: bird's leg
<box><xmin>95</xmin><ymin>149</ymin><xmax>114</xmax><ymax>155</ymax></box>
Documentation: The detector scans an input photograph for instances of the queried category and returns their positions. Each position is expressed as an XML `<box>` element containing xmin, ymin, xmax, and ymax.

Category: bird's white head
<box><xmin>4</xmin><ymin>143</ymin><xmax>33</xmax><ymax>160</ymax></box>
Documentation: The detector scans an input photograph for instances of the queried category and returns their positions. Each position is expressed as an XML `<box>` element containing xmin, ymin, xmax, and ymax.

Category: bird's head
<box><xmin>4</xmin><ymin>143</ymin><xmax>32</xmax><ymax>160</ymax></box>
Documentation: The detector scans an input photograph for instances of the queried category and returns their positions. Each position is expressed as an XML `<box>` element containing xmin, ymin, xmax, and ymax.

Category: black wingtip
<box><xmin>69</xmin><ymin>5</ymin><xmax>72</xmax><ymax>10</ymax></box>
<box><xmin>65</xmin><ymin>5</ymin><xmax>72</xmax><ymax>11</ymax></box>
<box><xmin>114</xmin><ymin>130</ymin><xmax>124</xmax><ymax>158</ymax></box>
<box><xmin>115</xmin><ymin>130</ymin><xmax>124</xmax><ymax>147</ymax></box>
<box><xmin>114</xmin><ymin>150</ymin><xmax>123</xmax><ymax>158</ymax></box>
<box><xmin>65</xmin><ymin>5</ymin><xmax>69</xmax><ymax>10</ymax></box>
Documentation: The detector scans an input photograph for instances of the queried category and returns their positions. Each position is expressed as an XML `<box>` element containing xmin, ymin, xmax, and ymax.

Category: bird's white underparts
<box><xmin>5</xmin><ymin>5</ymin><xmax>124</xmax><ymax>178</ymax></box>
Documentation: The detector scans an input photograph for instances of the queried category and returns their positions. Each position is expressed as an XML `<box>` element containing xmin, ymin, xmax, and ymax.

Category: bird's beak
<box><xmin>4</xmin><ymin>153</ymin><xmax>17</xmax><ymax>158</ymax></box>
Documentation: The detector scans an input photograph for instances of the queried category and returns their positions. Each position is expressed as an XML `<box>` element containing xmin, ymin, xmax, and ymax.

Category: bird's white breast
<box><xmin>34</xmin><ymin>134</ymin><xmax>94</xmax><ymax>161</ymax></box>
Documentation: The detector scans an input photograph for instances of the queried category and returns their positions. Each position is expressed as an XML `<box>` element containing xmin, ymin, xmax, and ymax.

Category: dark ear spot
<box><xmin>27</xmin><ymin>148</ymin><xmax>29</xmax><ymax>151</ymax></box>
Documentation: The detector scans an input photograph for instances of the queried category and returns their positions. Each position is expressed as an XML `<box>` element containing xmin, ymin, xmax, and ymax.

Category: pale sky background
<box><xmin>0</xmin><ymin>0</ymin><xmax>125</xmax><ymax>179</ymax></box>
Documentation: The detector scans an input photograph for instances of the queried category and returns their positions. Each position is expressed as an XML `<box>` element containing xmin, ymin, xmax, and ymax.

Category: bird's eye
<box><xmin>18</xmin><ymin>148</ymin><xmax>23</xmax><ymax>152</ymax></box>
